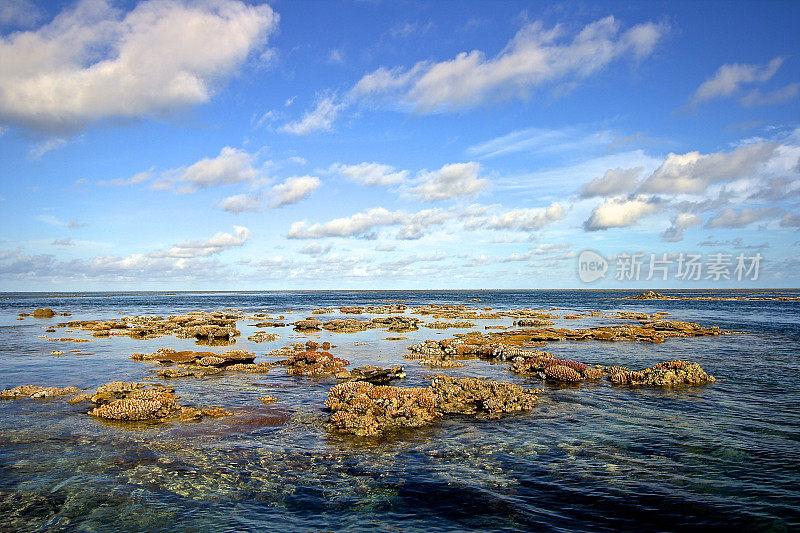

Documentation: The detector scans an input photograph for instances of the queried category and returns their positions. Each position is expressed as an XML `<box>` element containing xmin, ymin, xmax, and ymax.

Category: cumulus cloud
<box><xmin>584</xmin><ymin>195</ymin><xmax>659</xmax><ymax>231</ymax></box>
<box><xmin>0</xmin><ymin>0</ymin><xmax>278</xmax><ymax>134</ymax></box>
<box><xmin>165</xmin><ymin>147</ymin><xmax>260</xmax><ymax>193</ymax></box>
<box><xmin>688</xmin><ymin>57</ymin><xmax>784</xmax><ymax>108</ymax></box>
<box><xmin>639</xmin><ymin>142</ymin><xmax>776</xmax><ymax>194</ymax></box>
<box><xmin>463</xmin><ymin>202</ymin><xmax>566</xmax><ymax>231</ymax></box>
<box><xmin>331</xmin><ymin>162</ymin><xmax>408</xmax><ymax>186</ymax></box>
<box><xmin>661</xmin><ymin>213</ymin><xmax>702</xmax><ymax>242</ymax></box>
<box><xmin>271</xmin><ymin>176</ymin><xmax>322</xmax><ymax>207</ymax></box>
<box><xmin>287</xmin><ymin>207</ymin><xmax>405</xmax><ymax>239</ymax></box>
<box><xmin>396</xmin><ymin>209</ymin><xmax>450</xmax><ymax>240</ymax></box>
<box><xmin>218</xmin><ymin>175</ymin><xmax>321</xmax><ymax>213</ymax></box>
<box><xmin>704</xmin><ymin>207</ymin><xmax>783</xmax><ymax>229</ymax></box>
<box><xmin>280</xmin><ymin>96</ymin><xmax>342</xmax><ymax>135</ymax></box>
<box><xmin>579</xmin><ymin>167</ymin><xmax>642</xmax><ymax>198</ymax></box>
<box><xmin>150</xmin><ymin>226</ymin><xmax>250</xmax><ymax>258</ymax></box>
<box><xmin>354</xmin><ymin>16</ymin><xmax>665</xmax><ymax>112</ymax></box>
<box><xmin>413</xmin><ymin>162</ymin><xmax>486</xmax><ymax>201</ymax></box>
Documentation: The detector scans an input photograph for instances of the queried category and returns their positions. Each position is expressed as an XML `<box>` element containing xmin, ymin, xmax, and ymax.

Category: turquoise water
<box><xmin>1</xmin><ymin>290</ymin><xmax>798</xmax><ymax>532</ymax></box>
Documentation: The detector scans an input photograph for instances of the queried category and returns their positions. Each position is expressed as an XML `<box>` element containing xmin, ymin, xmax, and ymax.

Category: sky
<box><xmin>0</xmin><ymin>0</ymin><xmax>798</xmax><ymax>291</ymax></box>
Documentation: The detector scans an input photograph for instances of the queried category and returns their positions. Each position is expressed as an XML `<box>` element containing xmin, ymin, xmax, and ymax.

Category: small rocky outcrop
<box><xmin>32</xmin><ymin>308</ymin><xmax>57</xmax><ymax>318</ymax></box>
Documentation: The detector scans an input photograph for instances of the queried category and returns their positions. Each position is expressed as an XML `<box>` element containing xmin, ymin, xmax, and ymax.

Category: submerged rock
<box><xmin>248</xmin><ymin>331</ymin><xmax>280</xmax><ymax>342</ymax></box>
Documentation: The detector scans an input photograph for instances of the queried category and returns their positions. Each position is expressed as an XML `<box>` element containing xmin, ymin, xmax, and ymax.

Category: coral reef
<box><xmin>57</xmin><ymin>311</ymin><xmax>241</xmax><ymax>342</ymax></box>
<box><xmin>325</xmin><ymin>375</ymin><xmax>540</xmax><ymax>436</ymax></box>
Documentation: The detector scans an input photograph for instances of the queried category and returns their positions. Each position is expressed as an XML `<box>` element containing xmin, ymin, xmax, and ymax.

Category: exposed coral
<box><xmin>419</xmin><ymin>359</ymin><xmax>464</xmax><ymax>368</ymax></box>
<box><xmin>325</xmin><ymin>381</ymin><xmax>439</xmax><ymax>436</ymax></box>
<box><xmin>293</xmin><ymin>318</ymin><xmax>323</xmax><ymax>331</ymax></box>
<box><xmin>325</xmin><ymin>375</ymin><xmax>540</xmax><ymax>436</ymax></box>
<box><xmin>514</xmin><ymin>318</ymin><xmax>555</xmax><ymax>327</ymax></box>
<box><xmin>339</xmin><ymin>304</ymin><xmax>408</xmax><ymax>314</ymax></box>
<box><xmin>0</xmin><ymin>385</ymin><xmax>80</xmax><ymax>400</ymax></box>
<box><xmin>345</xmin><ymin>365</ymin><xmax>406</xmax><ymax>384</ymax></box>
<box><xmin>57</xmin><ymin>311</ymin><xmax>242</xmax><ymax>342</ymax></box>
<box><xmin>607</xmin><ymin>360</ymin><xmax>715</xmax><ymax>387</ymax></box>
<box><xmin>424</xmin><ymin>321</ymin><xmax>476</xmax><ymax>329</ymax></box>
<box><xmin>248</xmin><ymin>331</ymin><xmax>280</xmax><ymax>342</ymax></box>
<box><xmin>259</xmin><ymin>395</ymin><xmax>278</xmax><ymax>404</ymax></box>
<box><xmin>276</xmin><ymin>350</ymin><xmax>351</xmax><ymax>377</ymax></box>
<box><xmin>430</xmin><ymin>375</ymin><xmax>539</xmax><ymax>417</ymax></box>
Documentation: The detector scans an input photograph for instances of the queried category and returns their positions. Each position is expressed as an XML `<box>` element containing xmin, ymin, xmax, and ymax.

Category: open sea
<box><xmin>0</xmin><ymin>289</ymin><xmax>798</xmax><ymax>532</ymax></box>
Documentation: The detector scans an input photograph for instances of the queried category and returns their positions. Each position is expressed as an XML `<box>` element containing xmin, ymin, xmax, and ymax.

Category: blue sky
<box><xmin>0</xmin><ymin>0</ymin><xmax>798</xmax><ymax>290</ymax></box>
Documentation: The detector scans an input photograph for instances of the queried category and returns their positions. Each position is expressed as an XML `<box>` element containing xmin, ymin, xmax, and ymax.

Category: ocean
<box><xmin>1</xmin><ymin>290</ymin><xmax>798</xmax><ymax>532</ymax></box>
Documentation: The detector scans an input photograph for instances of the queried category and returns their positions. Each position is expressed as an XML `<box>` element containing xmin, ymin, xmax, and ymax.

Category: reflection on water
<box><xmin>1</xmin><ymin>290</ymin><xmax>799</xmax><ymax>531</ymax></box>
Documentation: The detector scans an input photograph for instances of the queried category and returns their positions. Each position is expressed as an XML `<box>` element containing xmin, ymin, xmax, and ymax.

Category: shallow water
<box><xmin>1</xmin><ymin>290</ymin><xmax>799</xmax><ymax>532</ymax></box>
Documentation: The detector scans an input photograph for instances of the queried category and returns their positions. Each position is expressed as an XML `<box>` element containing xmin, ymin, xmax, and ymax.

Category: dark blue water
<box><xmin>1</xmin><ymin>290</ymin><xmax>798</xmax><ymax>532</ymax></box>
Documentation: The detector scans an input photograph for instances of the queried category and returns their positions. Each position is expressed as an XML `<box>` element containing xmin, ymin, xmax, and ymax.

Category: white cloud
<box><xmin>688</xmin><ymin>57</ymin><xmax>784</xmax><ymax>108</ymax></box>
<box><xmin>639</xmin><ymin>142</ymin><xmax>776</xmax><ymax>194</ymax></box>
<box><xmin>0</xmin><ymin>0</ymin><xmax>278</xmax><ymax>134</ymax></box>
<box><xmin>67</xmin><ymin>218</ymin><xmax>88</xmax><ymax>229</ymax></box>
<box><xmin>396</xmin><ymin>209</ymin><xmax>450</xmax><ymax>240</ymax></box>
<box><xmin>0</xmin><ymin>0</ymin><xmax>42</xmax><ymax>28</ymax></box>
<box><xmin>98</xmin><ymin>171</ymin><xmax>151</xmax><ymax>187</ymax></box>
<box><xmin>331</xmin><ymin>162</ymin><xmax>408</xmax><ymax>186</ymax></box>
<box><xmin>704</xmin><ymin>207</ymin><xmax>783</xmax><ymax>229</ymax></box>
<box><xmin>169</xmin><ymin>147</ymin><xmax>260</xmax><ymax>193</ymax></box>
<box><xmin>584</xmin><ymin>195</ymin><xmax>659</xmax><ymax>231</ymax></box>
<box><xmin>52</xmin><ymin>238</ymin><xmax>74</xmax><ymax>246</ymax></box>
<box><xmin>299</xmin><ymin>242</ymin><xmax>332</xmax><ymax>256</ymax></box>
<box><xmin>463</xmin><ymin>202</ymin><xmax>566</xmax><ymax>231</ymax></box>
<box><xmin>579</xmin><ymin>167</ymin><xmax>643</xmax><ymax>198</ymax></box>
<box><xmin>218</xmin><ymin>175</ymin><xmax>321</xmax><ymax>213</ymax></box>
<box><xmin>781</xmin><ymin>213</ymin><xmax>800</xmax><ymax>228</ymax></box>
<box><xmin>661</xmin><ymin>213</ymin><xmax>702</xmax><ymax>242</ymax></box>
<box><xmin>29</xmin><ymin>137</ymin><xmax>69</xmax><ymax>159</ymax></box>
<box><xmin>271</xmin><ymin>176</ymin><xmax>322</xmax><ymax>207</ymax></box>
<box><xmin>150</xmin><ymin>226</ymin><xmax>250</xmax><ymax>258</ymax></box>
<box><xmin>467</xmin><ymin>126</ymin><xmax>612</xmax><ymax>159</ymax></box>
<box><xmin>217</xmin><ymin>193</ymin><xmax>262</xmax><ymax>213</ymax></box>
<box><xmin>280</xmin><ymin>95</ymin><xmax>342</xmax><ymax>135</ymax></box>
<box><xmin>413</xmin><ymin>162</ymin><xmax>486</xmax><ymax>201</ymax></box>
<box><xmin>740</xmin><ymin>83</ymin><xmax>800</xmax><ymax>107</ymax></box>
<box><xmin>287</xmin><ymin>207</ymin><xmax>405</xmax><ymax>239</ymax></box>
<box><xmin>354</xmin><ymin>16</ymin><xmax>666</xmax><ymax>112</ymax></box>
